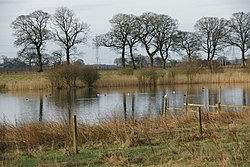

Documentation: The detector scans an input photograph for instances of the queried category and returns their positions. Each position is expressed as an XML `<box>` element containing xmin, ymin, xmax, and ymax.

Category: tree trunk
<box><xmin>66</xmin><ymin>48</ymin><xmax>70</xmax><ymax>65</ymax></box>
<box><xmin>241</xmin><ymin>48</ymin><xmax>246</xmax><ymax>68</ymax></box>
<box><xmin>129</xmin><ymin>46</ymin><xmax>136</xmax><ymax>69</ymax></box>
<box><xmin>159</xmin><ymin>51</ymin><xmax>167</xmax><ymax>69</ymax></box>
<box><xmin>150</xmin><ymin>56</ymin><xmax>154</xmax><ymax>68</ymax></box>
<box><xmin>207</xmin><ymin>52</ymin><xmax>212</xmax><ymax>70</ymax></box>
<box><xmin>162</xmin><ymin>60</ymin><xmax>166</xmax><ymax>69</ymax></box>
<box><xmin>159</xmin><ymin>47</ymin><xmax>169</xmax><ymax>69</ymax></box>
<box><xmin>188</xmin><ymin>53</ymin><xmax>192</xmax><ymax>62</ymax></box>
<box><xmin>37</xmin><ymin>48</ymin><xmax>43</xmax><ymax>72</ymax></box>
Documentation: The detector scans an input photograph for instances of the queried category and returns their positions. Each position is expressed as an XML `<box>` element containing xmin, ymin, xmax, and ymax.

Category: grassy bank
<box><xmin>1</xmin><ymin>68</ymin><xmax>250</xmax><ymax>90</ymax></box>
<box><xmin>0</xmin><ymin>111</ymin><xmax>250</xmax><ymax>166</ymax></box>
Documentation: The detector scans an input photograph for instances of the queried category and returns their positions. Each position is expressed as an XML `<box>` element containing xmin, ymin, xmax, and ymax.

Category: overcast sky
<box><xmin>0</xmin><ymin>0</ymin><xmax>249</xmax><ymax>64</ymax></box>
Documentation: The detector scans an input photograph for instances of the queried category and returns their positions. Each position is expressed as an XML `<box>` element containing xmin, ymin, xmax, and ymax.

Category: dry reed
<box><xmin>159</xmin><ymin>70</ymin><xmax>250</xmax><ymax>85</ymax></box>
<box><xmin>0</xmin><ymin>111</ymin><xmax>250</xmax><ymax>166</ymax></box>
<box><xmin>1</xmin><ymin>111</ymin><xmax>249</xmax><ymax>152</ymax></box>
<box><xmin>0</xmin><ymin>72</ymin><xmax>50</xmax><ymax>91</ymax></box>
<box><xmin>2</xmin><ymin>68</ymin><xmax>250</xmax><ymax>90</ymax></box>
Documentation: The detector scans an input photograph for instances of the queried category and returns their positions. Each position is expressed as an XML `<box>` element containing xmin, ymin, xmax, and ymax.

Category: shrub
<box><xmin>78</xmin><ymin>67</ymin><xmax>100</xmax><ymax>87</ymax></box>
<box><xmin>46</xmin><ymin>65</ymin><xmax>82</xmax><ymax>89</ymax></box>
<box><xmin>47</xmin><ymin>65</ymin><xmax>101</xmax><ymax>89</ymax></box>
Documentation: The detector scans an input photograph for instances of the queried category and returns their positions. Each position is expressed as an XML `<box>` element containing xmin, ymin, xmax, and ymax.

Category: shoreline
<box><xmin>1</xmin><ymin>68</ymin><xmax>250</xmax><ymax>91</ymax></box>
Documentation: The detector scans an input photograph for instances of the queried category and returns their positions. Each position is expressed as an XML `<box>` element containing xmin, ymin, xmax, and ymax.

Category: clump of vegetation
<box><xmin>46</xmin><ymin>65</ymin><xmax>100</xmax><ymax>89</ymax></box>
<box><xmin>136</xmin><ymin>69</ymin><xmax>158</xmax><ymax>87</ymax></box>
<box><xmin>46</xmin><ymin>65</ymin><xmax>80</xmax><ymax>88</ymax></box>
<box><xmin>78</xmin><ymin>67</ymin><xmax>100</xmax><ymax>87</ymax></box>
<box><xmin>179</xmin><ymin>58</ymin><xmax>204</xmax><ymax>84</ymax></box>
<box><xmin>0</xmin><ymin>84</ymin><xmax>6</xmax><ymax>92</ymax></box>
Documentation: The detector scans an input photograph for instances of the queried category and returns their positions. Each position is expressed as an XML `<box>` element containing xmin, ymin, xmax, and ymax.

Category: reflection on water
<box><xmin>0</xmin><ymin>83</ymin><xmax>250</xmax><ymax>124</ymax></box>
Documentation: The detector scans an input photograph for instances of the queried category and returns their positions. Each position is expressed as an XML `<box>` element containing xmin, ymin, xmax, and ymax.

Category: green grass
<box><xmin>2</xmin><ymin>133</ymin><xmax>250</xmax><ymax>166</ymax></box>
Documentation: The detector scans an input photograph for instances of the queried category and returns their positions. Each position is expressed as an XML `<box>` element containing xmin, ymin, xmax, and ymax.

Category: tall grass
<box><xmin>2</xmin><ymin>68</ymin><xmax>250</xmax><ymax>90</ymax></box>
<box><xmin>1</xmin><ymin>111</ymin><xmax>249</xmax><ymax>166</ymax></box>
<box><xmin>1</xmin><ymin>111</ymin><xmax>249</xmax><ymax>151</ymax></box>
<box><xmin>158</xmin><ymin>68</ymin><xmax>250</xmax><ymax>85</ymax></box>
<box><xmin>98</xmin><ymin>68</ymin><xmax>250</xmax><ymax>87</ymax></box>
<box><xmin>0</xmin><ymin>72</ymin><xmax>50</xmax><ymax>91</ymax></box>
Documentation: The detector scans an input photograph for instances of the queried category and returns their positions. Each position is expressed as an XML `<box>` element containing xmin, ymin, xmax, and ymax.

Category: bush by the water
<box><xmin>46</xmin><ymin>65</ymin><xmax>100</xmax><ymax>88</ymax></box>
<box><xmin>78</xmin><ymin>67</ymin><xmax>100</xmax><ymax>87</ymax></box>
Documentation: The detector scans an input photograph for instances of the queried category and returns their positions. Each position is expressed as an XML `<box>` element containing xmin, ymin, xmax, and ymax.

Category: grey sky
<box><xmin>0</xmin><ymin>0</ymin><xmax>249</xmax><ymax>64</ymax></box>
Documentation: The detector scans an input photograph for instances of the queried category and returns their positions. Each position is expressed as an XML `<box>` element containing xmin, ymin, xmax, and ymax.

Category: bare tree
<box><xmin>52</xmin><ymin>7</ymin><xmax>90</xmax><ymax>64</ymax></box>
<box><xmin>51</xmin><ymin>50</ymin><xmax>63</xmax><ymax>67</ymax></box>
<box><xmin>109</xmin><ymin>13</ymin><xmax>131</xmax><ymax>68</ymax></box>
<box><xmin>11</xmin><ymin>10</ymin><xmax>51</xmax><ymax>72</ymax></box>
<box><xmin>138</xmin><ymin>12</ymin><xmax>160</xmax><ymax>67</ymax></box>
<box><xmin>125</xmin><ymin>15</ymin><xmax>141</xmax><ymax>69</ymax></box>
<box><xmin>17</xmin><ymin>46</ymin><xmax>37</xmax><ymax>70</ymax></box>
<box><xmin>95</xmin><ymin>14</ymin><xmax>138</xmax><ymax>68</ymax></box>
<box><xmin>175</xmin><ymin>31</ymin><xmax>201</xmax><ymax>61</ymax></box>
<box><xmin>94</xmin><ymin>32</ymin><xmax>125</xmax><ymax>65</ymax></box>
<box><xmin>156</xmin><ymin>14</ymin><xmax>178</xmax><ymax>69</ymax></box>
<box><xmin>195</xmin><ymin>17</ymin><xmax>229</xmax><ymax>69</ymax></box>
<box><xmin>226</xmin><ymin>12</ymin><xmax>250</xmax><ymax>67</ymax></box>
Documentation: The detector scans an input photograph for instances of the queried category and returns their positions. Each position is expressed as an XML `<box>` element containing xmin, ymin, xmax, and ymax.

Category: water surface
<box><xmin>1</xmin><ymin>84</ymin><xmax>250</xmax><ymax>124</ymax></box>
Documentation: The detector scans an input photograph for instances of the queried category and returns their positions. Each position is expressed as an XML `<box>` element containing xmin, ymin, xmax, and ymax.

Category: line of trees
<box><xmin>95</xmin><ymin>12</ymin><xmax>250</xmax><ymax>69</ymax></box>
<box><xmin>10</xmin><ymin>8</ymin><xmax>250</xmax><ymax>71</ymax></box>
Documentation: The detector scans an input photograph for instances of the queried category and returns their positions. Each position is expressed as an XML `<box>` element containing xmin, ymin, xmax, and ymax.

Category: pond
<box><xmin>1</xmin><ymin>83</ymin><xmax>250</xmax><ymax>124</ymax></box>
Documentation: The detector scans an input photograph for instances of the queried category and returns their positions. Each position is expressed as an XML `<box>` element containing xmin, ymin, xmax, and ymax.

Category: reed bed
<box><xmin>0</xmin><ymin>72</ymin><xmax>50</xmax><ymax>91</ymax></box>
<box><xmin>1</xmin><ymin>111</ymin><xmax>250</xmax><ymax>166</ymax></box>
<box><xmin>97</xmin><ymin>69</ymin><xmax>250</xmax><ymax>87</ymax></box>
<box><xmin>1</xmin><ymin>68</ymin><xmax>250</xmax><ymax>90</ymax></box>
<box><xmin>95</xmin><ymin>75</ymin><xmax>138</xmax><ymax>87</ymax></box>
<box><xmin>159</xmin><ymin>70</ymin><xmax>250</xmax><ymax>85</ymax></box>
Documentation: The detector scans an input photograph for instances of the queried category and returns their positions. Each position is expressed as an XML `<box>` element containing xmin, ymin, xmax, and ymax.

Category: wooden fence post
<box><xmin>217</xmin><ymin>102</ymin><xmax>221</xmax><ymax>112</ymax></box>
<box><xmin>163</xmin><ymin>94</ymin><xmax>168</xmax><ymax>114</ymax></box>
<box><xmin>72</xmin><ymin>115</ymin><xmax>78</xmax><ymax>154</ymax></box>
<box><xmin>198</xmin><ymin>107</ymin><xmax>203</xmax><ymax>138</ymax></box>
<box><xmin>184</xmin><ymin>91</ymin><xmax>188</xmax><ymax>113</ymax></box>
<box><xmin>217</xmin><ymin>86</ymin><xmax>221</xmax><ymax>112</ymax></box>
